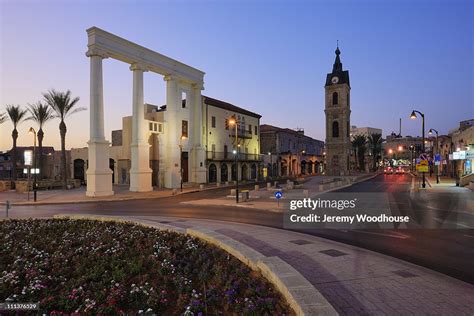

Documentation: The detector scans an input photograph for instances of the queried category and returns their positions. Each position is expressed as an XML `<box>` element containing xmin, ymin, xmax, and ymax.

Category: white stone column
<box><xmin>85</xmin><ymin>48</ymin><xmax>114</xmax><ymax>197</ymax></box>
<box><xmin>129</xmin><ymin>63</ymin><xmax>152</xmax><ymax>192</ymax></box>
<box><xmin>190</xmin><ymin>82</ymin><xmax>207</xmax><ymax>184</ymax></box>
<box><xmin>163</xmin><ymin>75</ymin><xmax>181</xmax><ymax>188</ymax></box>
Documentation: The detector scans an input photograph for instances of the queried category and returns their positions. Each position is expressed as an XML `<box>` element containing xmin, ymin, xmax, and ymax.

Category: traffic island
<box><xmin>0</xmin><ymin>217</ymin><xmax>294</xmax><ymax>315</ymax></box>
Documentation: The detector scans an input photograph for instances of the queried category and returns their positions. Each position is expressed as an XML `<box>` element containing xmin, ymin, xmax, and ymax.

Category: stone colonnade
<box><xmin>85</xmin><ymin>27</ymin><xmax>206</xmax><ymax>197</ymax></box>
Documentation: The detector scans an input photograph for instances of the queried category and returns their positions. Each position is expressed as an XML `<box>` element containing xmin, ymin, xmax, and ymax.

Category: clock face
<box><xmin>331</xmin><ymin>76</ymin><xmax>339</xmax><ymax>84</ymax></box>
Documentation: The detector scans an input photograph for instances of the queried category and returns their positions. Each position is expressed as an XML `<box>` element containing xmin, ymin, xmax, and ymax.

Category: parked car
<box><xmin>384</xmin><ymin>167</ymin><xmax>394</xmax><ymax>174</ymax></box>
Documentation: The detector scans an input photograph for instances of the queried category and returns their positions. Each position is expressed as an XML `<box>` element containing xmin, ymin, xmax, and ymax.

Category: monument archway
<box><xmin>85</xmin><ymin>27</ymin><xmax>206</xmax><ymax>196</ymax></box>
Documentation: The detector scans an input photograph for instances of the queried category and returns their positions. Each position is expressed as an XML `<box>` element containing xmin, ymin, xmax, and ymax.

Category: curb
<box><xmin>0</xmin><ymin>181</ymin><xmax>271</xmax><ymax>206</ymax></box>
<box><xmin>187</xmin><ymin>227</ymin><xmax>337</xmax><ymax>316</ymax></box>
<box><xmin>315</xmin><ymin>172</ymin><xmax>381</xmax><ymax>195</ymax></box>
<box><xmin>0</xmin><ymin>185</ymin><xmax>226</xmax><ymax>206</ymax></box>
<box><xmin>48</xmin><ymin>215</ymin><xmax>338</xmax><ymax>315</ymax></box>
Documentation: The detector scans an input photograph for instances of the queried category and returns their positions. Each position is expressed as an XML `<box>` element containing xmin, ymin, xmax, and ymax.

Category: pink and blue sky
<box><xmin>1</xmin><ymin>0</ymin><xmax>472</xmax><ymax>151</ymax></box>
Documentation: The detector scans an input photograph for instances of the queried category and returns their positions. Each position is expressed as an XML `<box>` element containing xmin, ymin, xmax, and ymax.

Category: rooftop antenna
<box><xmin>337</xmin><ymin>40</ymin><xmax>339</xmax><ymax>48</ymax></box>
<box><xmin>399</xmin><ymin>118</ymin><xmax>402</xmax><ymax>137</ymax></box>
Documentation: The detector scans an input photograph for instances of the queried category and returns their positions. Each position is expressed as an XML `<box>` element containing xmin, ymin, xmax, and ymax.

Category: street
<box><xmin>7</xmin><ymin>174</ymin><xmax>474</xmax><ymax>284</ymax></box>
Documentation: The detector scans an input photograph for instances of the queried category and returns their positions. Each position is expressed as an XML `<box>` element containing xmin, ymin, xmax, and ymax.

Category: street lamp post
<box><xmin>409</xmin><ymin>145</ymin><xmax>414</xmax><ymax>172</ymax></box>
<box><xmin>29</xmin><ymin>127</ymin><xmax>37</xmax><ymax>202</ymax></box>
<box><xmin>179</xmin><ymin>135</ymin><xmax>187</xmax><ymax>192</ymax></box>
<box><xmin>410</xmin><ymin>110</ymin><xmax>426</xmax><ymax>188</ymax></box>
<box><xmin>429</xmin><ymin>128</ymin><xmax>439</xmax><ymax>184</ymax></box>
<box><xmin>229</xmin><ymin>117</ymin><xmax>239</xmax><ymax>203</ymax></box>
<box><xmin>268</xmin><ymin>152</ymin><xmax>272</xmax><ymax>179</ymax></box>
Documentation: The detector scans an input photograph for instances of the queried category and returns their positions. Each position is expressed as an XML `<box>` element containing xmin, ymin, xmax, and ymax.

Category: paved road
<box><xmin>7</xmin><ymin>175</ymin><xmax>474</xmax><ymax>283</ymax></box>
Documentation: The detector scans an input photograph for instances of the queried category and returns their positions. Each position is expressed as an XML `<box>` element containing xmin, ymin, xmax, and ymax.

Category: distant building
<box><xmin>383</xmin><ymin>134</ymin><xmax>428</xmax><ymax>163</ymax></box>
<box><xmin>349</xmin><ymin>126</ymin><xmax>383</xmax><ymax>171</ymax></box>
<box><xmin>449</xmin><ymin>120</ymin><xmax>473</xmax><ymax>178</ymax></box>
<box><xmin>260</xmin><ymin>124</ymin><xmax>324</xmax><ymax>177</ymax></box>
<box><xmin>0</xmin><ymin>146</ymin><xmax>68</xmax><ymax>180</ymax></box>
<box><xmin>350</xmin><ymin>126</ymin><xmax>382</xmax><ymax>139</ymax></box>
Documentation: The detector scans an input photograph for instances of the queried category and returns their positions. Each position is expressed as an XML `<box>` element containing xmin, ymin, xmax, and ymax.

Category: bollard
<box><xmin>267</xmin><ymin>182</ymin><xmax>271</xmax><ymax>189</ymax></box>
<box><xmin>274</xmin><ymin>181</ymin><xmax>278</xmax><ymax>187</ymax></box>
<box><xmin>254</xmin><ymin>185</ymin><xmax>259</xmax><ymax>191</ymax></box>
<box><xmin>6</xmin><ymin>200</ymin><xmax>11</xmax><ymax>217</ymax></box>
<box><xmin>172</xmin><ymin>188</ymin><xmax>178</xmax><ymax>195</ymax></box>
<box><xmin>230</xmin><ymin>188</ymin><xmax>236</xmax><ymax>196</ymax></box>
<box><xmin>199</xmin><ymin>184</ymin><xmax>205</xmax><ymax>190</ymax></box>
<box><xmin>303</xmin><ymin>189</ymin><xmax>309</xmax><ymax>198</ymax></box>
<box><xmin>216</xmin><ymin>182</ymin><xmax>221</xmax><ymax>187</ymax></box>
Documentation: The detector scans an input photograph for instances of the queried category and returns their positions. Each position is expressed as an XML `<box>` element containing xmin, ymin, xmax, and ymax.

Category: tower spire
<box><xmin>333</xmin><ymin>43</ymin><xmax>342</xmax><ymax>72</ymax></box>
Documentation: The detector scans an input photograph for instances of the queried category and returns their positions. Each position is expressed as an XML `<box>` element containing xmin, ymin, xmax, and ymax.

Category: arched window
<box><xmin>332</xmin><ymin>121</ymin><xmax>339</xmax><ymax>138</ymax></box>
<box><xmin>332</xmin><ymin>92</ymin><xmax>338</xmax><ymax>105</ymax></box>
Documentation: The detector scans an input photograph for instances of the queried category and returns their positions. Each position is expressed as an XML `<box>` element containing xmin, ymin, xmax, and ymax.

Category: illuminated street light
<box><xmin>388</xmin><ymin>149</ymin><xmax>393</xmax><ymax>154</ymax></box>
<box><xmin>409</xmin><ymin>109</ymin><xmax>426</xmax><ymax>188</ymax></box>
<box><xmin>398</xmin><ymin>145</ymin><xmax>403</xmax><ymax>152</ymax></box>
<box><xmin>228</xmin><ymin>116</ymin><xmax>239</xmax><ymax>203</ymax></box>
<box><xmin>179</xmin><ymin>135</ymin><xmax>187</xmax><ymax>192</ymax></box>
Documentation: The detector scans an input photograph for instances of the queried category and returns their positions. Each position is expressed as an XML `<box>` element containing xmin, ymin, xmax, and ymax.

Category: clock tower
<box><xmin>324</xmin><ymin>46</ymin><xmax>351</xmax><ymax>176</ymax></box>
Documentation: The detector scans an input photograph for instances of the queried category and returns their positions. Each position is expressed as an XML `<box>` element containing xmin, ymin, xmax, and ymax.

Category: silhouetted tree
<box><xmin>27</xmin><ymin>102</ymin><xmax>55</xmax><ymax>179</ymax></box>
<box><xmin>6</xmin><ymin>105</ymin><xmax>28</xmax><ymax>182</ymax></box>
<box><xmin>43</xmin><ymin>90</ymin><xmax>85</xmax><ymax>189</ymax></box>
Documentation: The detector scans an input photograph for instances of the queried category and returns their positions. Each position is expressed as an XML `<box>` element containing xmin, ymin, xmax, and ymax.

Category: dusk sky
<box><xmin>1</xmin><ymin>0</ymin><xmax>472</xmax><ymax>151</ymax></box>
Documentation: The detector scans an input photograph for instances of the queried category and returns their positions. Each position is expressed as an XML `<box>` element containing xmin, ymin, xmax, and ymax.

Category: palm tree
<box><xmin>368</xmin><ymin>133</ymin><xmax>383</xmax><ymax>171</ymax></box>
<box><xmin>27</xmin><ymin>102</ymin><xmax>55</xmax><ymax>179</ymax></box>
<box><xmin>43</xmin><ymin>90</ymin><xmax>85</xmax><ymax>189</ymax></box>
<box><xmin>0</xmin><ymin>112</ymin><xmax>7</xmax><ymax>124</ymax></box>
<box><xmin>6</xmin><ymin>105</ymin><xmax>28</xmax><ymax>182</ymax></box>
<box><xmin>351</xmin><ymin>135</ymin><xmax>367</xmax><ymax>171</ymax></box>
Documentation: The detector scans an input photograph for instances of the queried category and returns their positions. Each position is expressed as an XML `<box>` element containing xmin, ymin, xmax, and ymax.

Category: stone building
<box><xmin>449</xmin><ymin>120</ymin><xmax>474</xmax><ymax>178</ymax></box>
<box><xmin>350</xmin><ymin>126</ymin><xmax>382</xmax><ymax>139</ymax></box>
<box><xmin>260</xmin><ymin>124</ymin><xmax>324</xmax><ymax>177</ymax></box>
<box><xmin>324</xmin><ymin>46</ymin><xmax>351</xmax><ymax>176</ymax></box>
<box><xmin>350</xmin><ymin>126</ymin><xmax>383</xmax><ymax>172</ymax></box>
<box><xmin>0</xmin><ymin>146</ymin><xmax>69</xmax><ymax>180</ymax></box>
<box><xmin>71</xmin><ymin>96</ymin><xmax>262</xmax><ymax>187</ymax></box>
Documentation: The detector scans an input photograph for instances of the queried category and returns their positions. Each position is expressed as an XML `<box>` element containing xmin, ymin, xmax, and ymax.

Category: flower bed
<box><xmin>0</xmin><ymin>219</ymin><xmax>292</xmax><ymax>315</ymax></box>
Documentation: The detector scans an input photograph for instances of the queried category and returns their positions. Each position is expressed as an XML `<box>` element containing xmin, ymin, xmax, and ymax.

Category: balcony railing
<box><xmin>206</xmin><ymin>151</ymin><xmax>263</xmax><ymax>161</ymax></box>
<box><xmin>227</xmin><ymin>129</ymin><xmax>253</xmax><ymax>139</ymax></box>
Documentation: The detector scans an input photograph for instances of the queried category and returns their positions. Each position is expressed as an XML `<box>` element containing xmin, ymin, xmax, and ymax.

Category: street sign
<box><xmin>416</xmin><ymin>159</ymin><xmax>429</xmax><ymax>172</ymax></box>
<box><xmin>419</xmin><ymin>153</ymin><xmax>428</xmax><ymax>161</ymax></box>
<box><xmin>453</xmin><ymin>151</ymin><xmax>466</xmax><ymax>160</ymax></box>
<box><xmin>274</xmin><ymin>191</ymin><xmax>282</xmax><ymax>207</ymax></box>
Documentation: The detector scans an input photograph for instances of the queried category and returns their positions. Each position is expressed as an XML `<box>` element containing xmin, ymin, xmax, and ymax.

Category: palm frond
<box><xmin>0</xmin><ymin>112</ymin><xmax>7</xmax><ymax>124</ymax></box>
<box><xmin>27</xmin><ymin>101</ymin><xmax>55</xmax><ymax>128</ymax></box>
<box><xmin>6</xmin><ymin>104</ymin><xmax>28</xmax><ymax>128</ymax></box>
<box><xmin>43</xmin><ymin>89</ymin><xmax>84</xmax><ymax>121</ymax></box>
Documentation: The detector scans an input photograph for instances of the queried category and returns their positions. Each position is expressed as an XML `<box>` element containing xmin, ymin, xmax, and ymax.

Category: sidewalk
<box><xmin>412</xmin><ymin>173</ymin><xmax>472</xmax><ymax>192</ymax></box>
<box><xmin>0</xmin><ymin>174</ymin><xmax>377</xmax><ymax>207</ymax></box>
<box><xmin>182</xmin><ymin>173</ymin><xmax>380</xmax><ymax>212</ymax></box>
<box><xmin>97</xmin><ymin>215</ymin><xmax>474</xmax><ymax>315</ymax></box>
<box><xmin>0</xmin><ymin>182</ymin><xmax>232</xmax><ymax>206</ymax></box>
